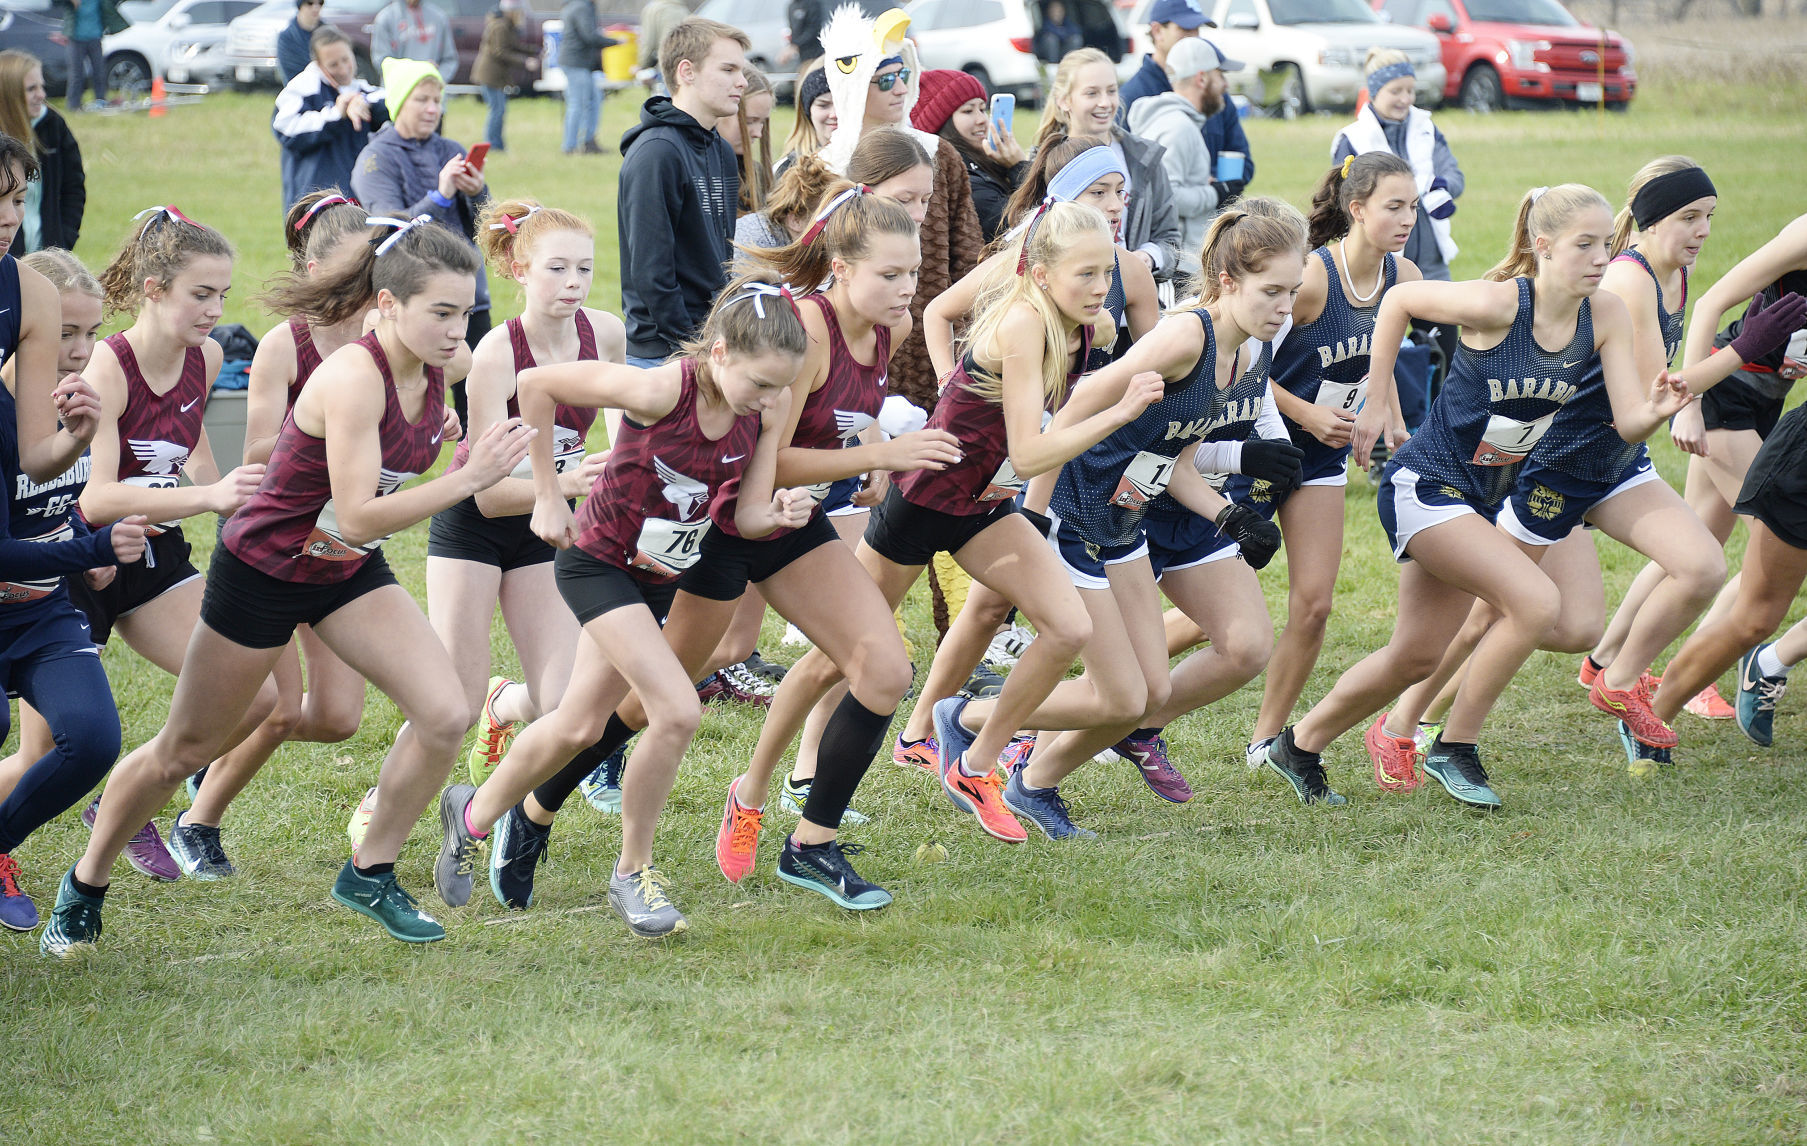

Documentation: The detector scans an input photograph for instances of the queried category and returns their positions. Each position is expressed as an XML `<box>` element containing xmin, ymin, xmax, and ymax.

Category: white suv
<box><xmin>906</xmin><ymin>0</ymin><xmax>1133</xmax><ymax>100</ymax></box>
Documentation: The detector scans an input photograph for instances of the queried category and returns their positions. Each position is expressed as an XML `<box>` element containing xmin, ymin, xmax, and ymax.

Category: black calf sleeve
<box><xmin>531</xmin><ymin>715</ymin><xmax>635</xmax><ymax>812</ymax></box>
<box><xmin>801</xmin><ymin>694</ymin><xmax>895</xmax><ymax>829</ymax></box>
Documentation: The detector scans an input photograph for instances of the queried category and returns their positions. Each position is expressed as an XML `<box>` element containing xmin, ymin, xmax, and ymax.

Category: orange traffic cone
<box><xmin>149</xmin><ymin>76</ymin><xmax>166</xmax><ymax>117</ymax></box>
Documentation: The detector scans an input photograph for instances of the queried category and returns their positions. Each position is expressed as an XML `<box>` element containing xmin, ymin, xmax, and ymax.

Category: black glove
<box><xmin>1216</xmin><ymin>503</ymin><xmax>1282</xmax><ymax>569</ymax></box>
<box><xmin>1222</xmin><ymin>178</ymin><xmax>1247</xmax><ymax>202</ymax></box>
<box><xmin>1239</xmin><ymin>439</ymin><xmax>1304</xmax><ymax>491</ymax></box>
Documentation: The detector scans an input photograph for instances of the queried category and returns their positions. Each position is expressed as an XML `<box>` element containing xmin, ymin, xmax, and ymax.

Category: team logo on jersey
<box><xmin>654</xmin><ymin>457</ymin><xmax>709</xmax><ymax>519</ymax></box>
<box><xmin>127</xmin><ymin>439</ymin><xmax>191</xmax><ymax>475</ymax></box>
<box><xmin>1486</xmin><ymin>377</ymin><xmax>1579</xmax><ymax>405</ymax></box>
<box><xmin>1527</xmin><ymin>484</ymin><xmax>1565</xmax><ymax>520</ymax></box>
<box><xmin>833</xmin><ymin>409</ymin><xmax>875</xmax><ymax>444</ymax></box>
<box><xmin>1317</xmin><ymin>334</ymin><xmax>1372</xmax><ymax>371</ymax></box>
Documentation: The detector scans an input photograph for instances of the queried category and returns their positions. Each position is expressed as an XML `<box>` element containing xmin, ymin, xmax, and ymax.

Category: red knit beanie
<box><xmin>910</xmin><ymin>69</ymin><xmax>989</xmax><ymax>135</ymax></box>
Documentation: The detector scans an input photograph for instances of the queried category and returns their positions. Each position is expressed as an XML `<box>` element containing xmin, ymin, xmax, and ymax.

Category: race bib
<box><xmin>804</xmin><ymin>480</ymin><xmax>836</xmax><ymax>505</ymax></box>
<box><xmin>632</xmin><ymin>516</ymin><xmax>708</xmax><ymax>579</ymax></box>
<box><xmin>1313</xmin><ymin>374</ymin><xmax>1367</xmax><ymax>412</ymax></box>
<box><xmin>977</xmin><ymin>458</ymin><xmax>1027</xmax><ymax>503</ymax></box>
<box><xmin>302</xmin><ymin>499</ymin><xmax>393</xmax><ymax>561</ymax></box>
<box><xmin>1472</xmin><ymin>411</ymin><xmax>1555</xmax><ymax>467</ymax></box>
<box><xmin>122</xmin><ymin>473</ymin><xmax>182</xmax><ymax>534</ymax></box>
<box><xmin>508</xmin><ymin>426</ymin><xmax>587</xmax><ymax>480</ymax></box>
<box><xmin>0</xmin><ymin>522</ymin><xmax>76</xmax><ymax>603</ymax></box>
<box><xmin>1110</xmin><ymin>451</ymin><xmax>1177</xmax><ymax>510</ymax></box>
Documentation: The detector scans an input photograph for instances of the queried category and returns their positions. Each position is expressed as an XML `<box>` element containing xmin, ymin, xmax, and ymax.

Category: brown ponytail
<box><xmin>1307</xmin><ymin>151</ymin><xmax>1415</xmax><ymax>249</ymax></box>
<box><xmin>264</xmin><ymin>218</ymin><xmax>478</xmax><ymax>327</ymax></box>
<box><xmin>97</xmin><ymin>207</ymin><xmax>234</xmax><ymax>317</ymax></box>
<box><xmin>1486</xmin><ymin>184</ymin><xmax>1611</xmax><ymax>282</ymax></box>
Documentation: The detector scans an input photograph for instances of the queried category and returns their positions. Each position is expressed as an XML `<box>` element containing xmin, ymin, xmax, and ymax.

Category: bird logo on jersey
<box><xmin>655</xmin><ymin>457</ymin><xmax>710</xmax><ymax>520</ymax></box>
<box><xmin>833</xmin><ymin>409</ymin><xmax>876</xmax><ymax>445</ymax></box>
<box><xmin>1526</xmin><ymin>484</ymin><xmax>1565</xmax><ymax>520</ymax></box>
<box><xmin>127</xmin><ymin>439</ymin><xmax>191</xmax><ymax>475</ymax></box>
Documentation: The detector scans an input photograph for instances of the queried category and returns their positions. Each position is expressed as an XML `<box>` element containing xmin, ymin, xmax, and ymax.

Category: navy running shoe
<box><xmin>1263</xmin><ymin>728</ymin><xmax>1347</xmax><ymax>806</ymax></box>
<box><xmin>489</xmin><ymin>801</ymin><xmax>552</xmax><ymax>910</ymax></box>
<box><xmin>776</xmin><ymin>836</ymin><xmax>892</xmax><ymax>910</ymax></box>
<box><xmin>1001</xmin><ymin>770</ymin><xmax>1096</xmax><ymax>840</ymax></box>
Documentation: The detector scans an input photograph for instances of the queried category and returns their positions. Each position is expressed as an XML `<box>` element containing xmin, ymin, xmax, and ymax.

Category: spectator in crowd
<box><xmin>637</xmin><ymin>0</ymin><xmax>687</xmax><ymax>82</ymax></box>
<box><xmin>559</xmin><ymin>0</ymin><xmax>617</xmax><ymax>155</ymax></box>
<box><xmin>1126</xmin><ymin>37</ymin><xmax>1241</xmax><ymax>275</ymax></box>
<box><xmin>352</xmin><ymin>58</ymin><xmax>491</xmax><ymax>351</ymax></box>
<box><xmin>1118</xmin><ymin>0</ymin><xmax>1210</xmax><ymax>112</ymax></box>
<box><xmin>617</xmin><ymin>17</ymin><xmax>747</xmax><ymax>366</ymax></box>
<box><xmin>0</xmin><ymin>50</ymin><xmax>83</xmax><ymax>252</ymax></box>
<box><xmin>275</xmin><ymin>26</ymin><xmax>386</xmax><ymax>209</ymax></box>
<box><xmin>473</xmin><ymin>0</ymin><xmax>539</xmax><ymax>152</ymax></box>
<box><xmin>1332</xmin><ymin>47</ymin><xmax>1462</xmax><ymax>282</ymax></box>
<box><xmin>52</xmin><ymin>0</ymin><xmax>128</xmax><ymax>113</ymax></box>
<box><xmin>1037</xmin><ymin>47</ymin><xmax>1181</xmax><ymax>284</ymax></box>
<box><xmin>720</xmin><ymin>64</ymin><xmax>774</xmax><ymax>217</ymax></box>
<box><xmin>1034</xmin><ymin>0</ymin><xmax>1085</xmax><ymax>63</ymax></box>
<box><xmin>786</xmin><ymin>0</ymin><xmax>830</xmax><ymax>73</ymax></box>
<box><xmin>911</xmin><ymin>68</ymin><xmax>1026</xmax><ymax>245</ymax></box>
<box><xmin>277</xmin><ymin>0</ymin><xmax>325</xmax><ymax>84</ymax></box>
<box><xmin>370</xmin><ymin>0</ymin><xmax>458</xmax><ymax>81</ymax></box>
<box><xmin>775</xmin><ymin>61</ymin><xmax>832</xmax><ymax>177</ymax></box>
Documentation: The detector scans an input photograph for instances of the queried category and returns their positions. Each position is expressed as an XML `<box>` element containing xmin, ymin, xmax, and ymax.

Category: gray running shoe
<box><xmin>434</xmin><ymin>784</ymin><xmax>484</xmax><ymax>907</ymax></box>
<box><xmin>167</xmin><ymin>812</ymin><xmax>236</xmax><ymax>880</ymax></box>
<box><xmin>607</xmin><ymin>865</ymin><xmax>688</xmax><ymax>938</ymax></box>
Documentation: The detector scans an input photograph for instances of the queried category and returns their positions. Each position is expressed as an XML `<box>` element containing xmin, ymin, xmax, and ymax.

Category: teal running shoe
<box><xmin>39</xmin><ymin>867</ymin><xmax>102</xmax><ymax>956</ymax></box>
<box><xmin>776</xmin><ymin>836</ymin><xmax>892</xmax><ymax>910</ymax></box>
<box><xmin>489</xmin><ymin>801</ymin><xmax>551</xmax><ymax>910</ymax></box>
<box><xmin>1736</xmin><ymin>644</ymin><xmax>1787</xmax><ymax>748</ymax></box>
<box><xmin>1263</xmin><ymin>728</ymin><xmax>1347</xmax><ymax>806</ymax></box>
<box><xmin>330</xmin><ymin>860</ymin><xmax>445</xmax><ymax>943</ymax></box>
<box><xmin>1423</xmin><ymin>740</ymin><xmax>1502</xmax><ymax>809</ymax></box>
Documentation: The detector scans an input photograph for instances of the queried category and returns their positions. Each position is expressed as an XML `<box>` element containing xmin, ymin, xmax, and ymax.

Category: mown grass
<box><xmin>5</xmin><ymin>70</ymin><xmax>1807</xmax><ymax>1143</ymax></box>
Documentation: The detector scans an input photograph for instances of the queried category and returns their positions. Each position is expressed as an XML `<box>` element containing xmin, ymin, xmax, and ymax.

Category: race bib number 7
<box><xmin>1111</xmin><ymin>451</ymin><xmax>1177</xmax><ymax>509</ymax></box>
<box><xmin>632</xmin><ymin>517</ymin><xmax>708</xmax><ymax>579</ymax></box>
<box><xmin>1472</xmin><ymin>411</ymin><xmax>1555</xmax><ymax>467</ymax></box>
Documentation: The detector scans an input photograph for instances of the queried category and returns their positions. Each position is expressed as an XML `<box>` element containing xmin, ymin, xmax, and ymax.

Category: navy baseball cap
<box><xmin>1148</xmin><ymin>0</ymin><xmax>1213</xmax><ymax>28</ymax></box>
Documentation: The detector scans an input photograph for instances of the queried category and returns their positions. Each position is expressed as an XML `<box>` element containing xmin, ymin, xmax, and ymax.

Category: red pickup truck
<box><xmin>1373</xmin><ymin>0</ymin><xmax>1635</xmax><ymax>112</ymax></box>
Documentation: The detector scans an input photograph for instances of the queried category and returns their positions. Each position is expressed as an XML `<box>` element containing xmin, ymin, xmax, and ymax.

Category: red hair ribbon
<box><xmin>799</xmin><ymin>185</ymin><xmax>868</xmax><ymax>245</ymax></box>
<box><xmin>1015</xmin><ymin>197</ymin><xmax>1055</xmax><ymax>276</ymax></box>
<box><xmin>292</xmin><ymin>194</ymin><xmax>355</xmax><ymax>232</ymax></box>
<box><xmin>133</xmin><ymin>204</ymin><xmax>202</xmax><ymax>230</ymax></box>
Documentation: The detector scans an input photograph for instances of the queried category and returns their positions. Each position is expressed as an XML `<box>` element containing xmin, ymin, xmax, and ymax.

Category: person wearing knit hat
<box><xmin>776</xmin><ymin>61</ymin><xmax>835</xmax><ymax>176</ymax></box>
<box><xmin>914</xmin><ymin>68</ymin><xmax>1027</xmax><ymax>244</ymax></box>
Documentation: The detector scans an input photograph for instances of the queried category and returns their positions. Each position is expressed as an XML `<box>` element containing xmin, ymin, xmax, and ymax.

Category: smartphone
<box><xmin>464</xmin><ymin>142</ymin><xmax>490</xmax><ymax>173</ymax></box>
<box><xmin>989</xmin><ymin>93</ymin><xmax>1014</xmax><ymax>140</ymax></box>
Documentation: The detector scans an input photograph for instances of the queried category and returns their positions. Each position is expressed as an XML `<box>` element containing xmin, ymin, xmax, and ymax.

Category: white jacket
<box><xmin>1332</xmin><ymin>105</ymin><xmax>1458</xmax><ymax>265</ymax></box>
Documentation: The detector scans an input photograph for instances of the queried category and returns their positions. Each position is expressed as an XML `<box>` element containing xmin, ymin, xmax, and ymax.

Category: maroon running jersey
<box><xmin>223</xmin><ymin>332</ymin><xmax>446</xmax><ymax>583</ymax></box>
<box><xmin>894</xmin><ymin>324</ymin><xmax>1092</xmax><ymax>516</ymax></box>
<box><xmin>106</xmin><ymin>332</ymin><xmax>208</xmax><ymax>534</ymax></box>
<box><xmin>447</xmin><ymin>312</ymin><xmax>601</xmax><ymax>479</ymax></box>
<box><xmin>574</xmin><ymin>356</ymin><xmax>760</xmax><ymax>581</ymax></box>
<box><xmin>288</xmin><ymin>317</ymin><xmax>323</xmax><ymax>408</ymax></box>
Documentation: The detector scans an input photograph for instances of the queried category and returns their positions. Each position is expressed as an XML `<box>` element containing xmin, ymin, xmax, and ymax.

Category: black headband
<box><xmin>1631</xmin><ymin>167</ymin><xmax>1716</xmax><ymax>231</ymax></box>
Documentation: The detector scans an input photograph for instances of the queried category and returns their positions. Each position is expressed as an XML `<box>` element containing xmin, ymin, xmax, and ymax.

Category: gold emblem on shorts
<box><xmin>1084</xmin><ymin>542</ymin><xmax>1101</xmax><ymax>560</ymax></box>
<box><xmin>1440</xmin><ymin>485</ymin><xmax>1468</xmax><ymax>502</ymax></box>
<box><xmin>1527</xmin><ymin>484</ymin><xmax>1565</xmax><ymax>520</ymax></box>
<box><xmin>1248</xmin><ymin>479</ymin><xmax>1273</xmax><ymax>503</ymax></box>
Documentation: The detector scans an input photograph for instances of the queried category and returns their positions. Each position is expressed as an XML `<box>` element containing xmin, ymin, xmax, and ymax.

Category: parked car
<box><xmin>1134</xmin><ymin>0</ymin><xmax>1441</xmax><ymax>113</ymax></box>
<box><xmin>0</xmin><ymin>0</ymin><xmax>71</xmax><ymax>95</ymax></box>
<box><xmin>1374</xmin><ymin>0</ymin><xmax>1633</xmax><ymax>111</ymax></box>
<box><xmin>695</xmin><ymin>0</ymin><xmax>785</xmax><ymax>77</ymax></box>
<box><xmin>99</xmin><ymin>0</ymin><xmax>261</xmax><ymax>94</ymax></box>
<box><xmin>906</xmin><ymin>0</ymin><xmax>1131</xmax><ymax>101</ymax></box>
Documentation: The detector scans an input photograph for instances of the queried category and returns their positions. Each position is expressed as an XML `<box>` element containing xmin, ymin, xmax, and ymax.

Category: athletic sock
<box><xmin>1583</xmin><ymin>654</ymin><xmax>1604</xmax><ymax>674</ymax></box>
<box><xmin>354</xmin><ymin>861</ymin><xmax>395</xmax><ymax>878</ymax></box>
<box><xmin>1431</xmin><ymin>736</ymin><xmax>1475</xmax><ymax>752</ymax></box>
<box><xmin>897</xmin><ymin>735</ymin><xmax>929</xmax><ymax>748</ymax></box>
<box><xmin>70</xmin><ymin>873</ymin><xmax>108</xmax><ymax>900</ymax></box>
<box><xmin>1129</xmin><ymin>727</ymin><xmax>1161</xmax><ymax>742</ymax></box>
<box><xmin>463</xmin><ymin>804</ymin><xmax>489</xmax><ymax>839</ymax></box>
<box><xmin>957</xmin><ymin>753</ymin><xmax>986</xmax><ymax>778</ymax></box>
<box><xmin>1757</xmin><ymin>645</ymin><xmax>1790</xmax><ymax>678</ymax></box>
<box><xmin>801</xmin><ymin>694</ymin><xmax>894</xmax><ymax>828</ymax></box>
<box><xmin>786</xmin><ymin>772</ymin><xmax>810</xmax><ymax>789</ymax></box>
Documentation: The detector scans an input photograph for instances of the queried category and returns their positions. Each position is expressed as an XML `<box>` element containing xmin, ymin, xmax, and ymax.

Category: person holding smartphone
<box><xmin>910</xmin><ymin>69</ymin><xmax>1026</xmax><ymax>245</ymax></box>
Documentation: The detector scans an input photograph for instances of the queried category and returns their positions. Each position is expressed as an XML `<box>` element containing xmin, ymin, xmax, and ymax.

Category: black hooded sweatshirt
<box><xmin>617</xmin><ymin>96</ymin><xmax>739</xmax><ymax>360</ymax></box>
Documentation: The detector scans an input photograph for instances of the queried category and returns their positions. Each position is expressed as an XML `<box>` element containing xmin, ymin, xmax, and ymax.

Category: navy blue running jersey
<box><xmin>1086</xmin><ymin>253</ymin><xmax>1130</xmax><ymax>372</ymax></box>
<box><xmin>1052</xmin><ymin>308</ymin><xmax>1222</xmax><ymax>547</ymax></box>
<box><xmin>1272</xmin><ymin>246</ymin><xmax>1397</xmax><ymax>422</ymax></box>
<box><xmin>1394</xmin><ymin>276</ymin><xmax>1591</xmax><ymax>506</ymax></box>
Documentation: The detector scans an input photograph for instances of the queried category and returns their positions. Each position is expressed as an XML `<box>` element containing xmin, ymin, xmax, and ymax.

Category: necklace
<box><xmin>1338</xmin><ymin>240</ymin><xmax>1384</xmax><ymax>305</ymax></box>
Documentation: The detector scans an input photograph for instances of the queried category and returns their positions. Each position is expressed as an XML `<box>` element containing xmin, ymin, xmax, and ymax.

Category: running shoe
<box><xmin>1245</xmin><ymin>737</ymin><xmax>1274</xmax><ymax>772</ymax></box>
<box><xmin>578</xmin><ymin>747</ymin><xmax>626</xmax><ymax>814</ymax></box>
<box><xmin>1577</xmin><ymin>655</ymin><xmax>1603</xmax><ymax>690</ymax></box>
<box><xmin>938</xmin><ymin>754</ymin><xmax>1027</xmax><ymax>843</ymax></box>
<box><xmin>695</xmin><ymin>673</ymin><xmax>729</xmax><ymax>704</ymax></box>
<box><xmin>932</xmin><ymin>697</ymin><xmax>978</xmax><ymax>779</ymax></box>
<box><xmin>347</xmin><ymin>786</ymin><xmax>378</xmax><ymax>854</ymax></box>
<box><xmin>958</xmin><ymin>664</ymin><xmax>1007</xmax><ymax>700</ymax></box>
<box><xmin>1683</xmin><ymin>683</ymin><xmax>1736</xmax><ymax>721</ymax></box>
<box><xmin>1001</xmin><ymin>771</ymin><xmax>1096</xmax><ymax>841</ymax></box>
<box><xmin>607</xmin><ymin>866</ymin><xmax>688</xmax><ymax>938</ymax></box>
<box><xmin>82</xmin><ymin>797</ymin><xmax>180</xmax><ymax>882</ymax></box>
<box><xmin>744</xmin><ymin>651</ymin><xmax>788</xmax><ymax>684</ymax></box>
<box><xmin>997</xmin><ymin>733</ymin><xmax>1036</xmax><ymax>778</ymax></box>
<box><xmin>776</xmin><ymin>836</ymin><xmax>893</xmax><ymax>909</ymax></box>
<box><xmin>433</xmin><ymin>783</ymin><xmax>484</xmax><ymax>908</ymax></box>
<box><xmin>893</xmin><ymin>735</ymin><xmax>939</xmax><ymax>774</ymax></box>
<box><xmin>0</xmin><ymin>853</ymin><xmax>38</xmax><ymax>932</ymax></box>
<box><xmin>1422</xmin><ymin>740</ymin><xmax>1502</xmax><ymax>809</ymax></box>
<box><xmin>715</xmin><ymin>777</ymin><xmax>764</xmax><ymax>884</ymax></box>
<box><xmin>466</xmin><ymin>675</ymin><xmax>520</xmax><ymax>786</ymax></box>
<box><xmin>1263</xmin><ymin>728</ymin><xmax>1347</xmax><ymax>806</ymax></box>
<box><xmin>985</xmin><ymin>622</ymin><xmax>1036</xmax><ymax>667</ymax></box>
<box><xmin>781</xmin><ymin>622</ymin><xmax>812</xmax><ymax>648</ymax></box>
<box><xmin>184</xmin><ymin>764</ymin><xmax>208</xmax><ymax>803</ymax></box>
<box><xmin>1364</xmin><ymin>713</ymin><xmax>1424</xmax><ymax>794</ymax></box>
<box><xmin>1590</xmin><ymin>677</ymin><xmax>1678</xmax><ymax>749</ymax></box>
<box><xmin>167</xmin><ymin>812</ymin><xmax>235</xmax><ymax>880</ymax></box>
<box><xmin>1736</xmin><ymin>644</ymin><xmax>1788</xmax><ymax>748</ymax></box>
<box><xmin>330</xmin><ymin>860</ymin><xmax>445</xmax><ymax>943</ymax></box>
<box><xmin>1618</xmin><ymin>720</ymin><xmax>1673</xmax><ymax>774</ymax></box>
<box><xmin>717</xmin><ymin>660</ymin><xmax>777</xmax><ymax>706</ymax></box>
<box><xmin>489</xmin><ymin>801</ymin><xmax>551</xmax><ymax>910</ymax></box>
<box><xmin>779</xmin><ymin>777</ymin><xmax>870</xmax><ymax>825</ymax></box>
<box><xmin>1114</xmin><ymin>733</ymin><xmax>1193</xmax><ymax>803</ymax></box>
<box><xmin>39</xmin><ymin>867</ymin><xmax>101</xmax><ymax>956</ymax></box>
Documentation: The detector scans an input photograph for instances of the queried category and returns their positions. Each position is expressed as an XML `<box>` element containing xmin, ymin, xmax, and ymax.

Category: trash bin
<box><xmin>602</xmin><ymin>27</ymin><xmax>637</xmax><ymax>81</ymax></box>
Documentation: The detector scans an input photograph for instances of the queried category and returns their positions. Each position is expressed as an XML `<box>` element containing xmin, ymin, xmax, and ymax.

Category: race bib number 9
<box><xmin>1111</xmin><ymin>451</ymin><xmax>1177</xmax><ymax>509</ymax></box>
<box><xmin>1472</xmin><ymin>411</ymin><xmax>1555</xmax><ymax>467</ymax></box>
<box><xmin>1313</xmin><ymin>374</ymin><xmax>1367</xmax><ymax>412</ymax></box>
<box><xmin>632</xmin><ymin>517</ymin><xmax>708</xmax><ymax>579</ymax></box>
<box><xmin>978</xmin><ymin>458</ymin><xmax>1027</xmax><ymax>503</ymax></box>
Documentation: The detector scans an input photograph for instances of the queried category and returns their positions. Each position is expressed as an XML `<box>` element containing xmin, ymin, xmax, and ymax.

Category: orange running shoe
<box><xmin>466</xmin><ymin>676</ymin><xmax>520</xmax><ymax>785</ymax></box>
<box><xmin>1577</xmin><ymin>656</ymin><xmax>1602</xmax><ymax>690</ymax></box>
<box><xmin>1591</xmin><ymin>677</ymin><xmax>1678</xmax><ymax>748</ymax></box>
<box><xmin>939</xmin><ymin>755</ymin><xmax>1027</xmax><ymax>843</ymax></box>
<box><xmin>1365</xmin><ymin>712</ymin><xmax>1424</xmax><ymax>792</ymax></box>
<box><xmin>1683</xmin><ymin>682</ymin><xmax>1736</xmax><ymax>720</ymax></box>
<box><xmin>892</xmin><ymin>734</ymin><xmax>939</xmax><ymax>774</ymax></box>
<box><xmin>715</xmin><ymin>776</ymin><xmax>764</xmax><ymax>884</ymax></box>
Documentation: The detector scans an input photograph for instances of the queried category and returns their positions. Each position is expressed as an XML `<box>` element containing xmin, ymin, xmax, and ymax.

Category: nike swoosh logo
<box><xmin>722</xmin><ymin>454</ymin><xmax>745</xmax><ymax>464</ymax></box>
<box><xmin>431</xmin><ymin>432</ymin><xmax>443</xmax><ymax>444</ymax></box>
<box><xmin>1562</xmin><ymin>360</ymin><xmax>1583</xmax><ymax>368</ymax></box>
<box><xmin>179</xmin><ymin>397</ymin><xmax>200</xmax><ymax>412</ymax></box>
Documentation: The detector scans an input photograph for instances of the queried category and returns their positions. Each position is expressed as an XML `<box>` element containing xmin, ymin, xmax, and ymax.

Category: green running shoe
<box><xmin>1423</xmin><ymin>740</ymin><xmax>1502</xmax><ymax>809</ymax></box>
<box><xmin>39</xmin><ymin>867</ymin><xmax>102</xmax><ymax>957</ymax></box>
<box><xmin>330</xmin><ymin>860</ymin><xmax>445</xmax><ymax>943</ymax></box>
<box><xmin>779</xmin><ymin>776</ymin><xmax>870</xmax><ymax>825</ymax></box>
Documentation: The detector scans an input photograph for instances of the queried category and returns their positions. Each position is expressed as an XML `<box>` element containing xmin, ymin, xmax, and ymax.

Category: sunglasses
<box><xmin>871</xmin><ymin>68</ymin><xmax>912</xmax><ymax>92</ymax></box>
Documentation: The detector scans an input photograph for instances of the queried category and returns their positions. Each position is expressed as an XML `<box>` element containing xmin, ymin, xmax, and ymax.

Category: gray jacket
<box><xmin>1113</xmin><ymin>128</ymin><xmax>1183</xmax><ymax>283</ymax></box>
<box><xmin>559</xmin><ymin>0</ymin><xmax>613</xmax><ymax>73</ymax></box>
<box><xmin>1127</xmin><ymin>93</ymin><xmax>1220</xmax><ymax>276</ymax></box>
<box><xmin>351</xmin><ymin>124</ymin><xmax>491</xmax><ymax>310</ymax></box>
<box><xmin>370</xmin><ymin>0</ymin><xmax>459</xmax><ymax>81</ymax></box>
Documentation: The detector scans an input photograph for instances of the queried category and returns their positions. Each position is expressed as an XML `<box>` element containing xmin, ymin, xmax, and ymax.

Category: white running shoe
<box><xmin>985</xmin><ymin>623</ymin><xmax>1036</xmax><ymax>668</ymax></box>
<box><xmin>782</xmin><ymin>622</ymin><xmax>812</xmax><ymax>648</ymax></box>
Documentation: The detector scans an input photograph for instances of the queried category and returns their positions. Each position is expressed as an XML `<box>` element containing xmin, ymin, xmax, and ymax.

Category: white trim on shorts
<box><xmin>1387</xmin><ymin>466</ymin><xmax>1480</xmax><ymax>562</ymax></box>
<box><xmin>1047</xmin><ymin>514</ymin><xmax>1149</xmax><ymax>591</ymax></box>
<box><xmin>825</xmin><ymin>503</ymin><xmax>869</xmax><ymax>518</ymax></box>
<box><xmin>119</xmin><ymin>571</ymin><xmax>205</xmax><ymax>618</ymax></box>
<box><xmin>1303</xmin><ymin>469</ymin><xmax>1349</xmax><ymax>488</ymax></box>
<box><xmin>1155</xmin><ymin>540</ymin><xmax>1242</xmax><ymax>579</ymax></box>
<box><xmin>1496</xmin><ymin>497</ymin><xmax>1560</xmax><ymax>547</ymax></box>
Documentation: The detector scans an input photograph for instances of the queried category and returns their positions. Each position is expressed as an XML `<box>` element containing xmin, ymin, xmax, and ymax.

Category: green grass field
<box><xmin>5</xmin><ymin>72</ymin><xmax>1807</xmax><ymax>1143</ymax></box>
